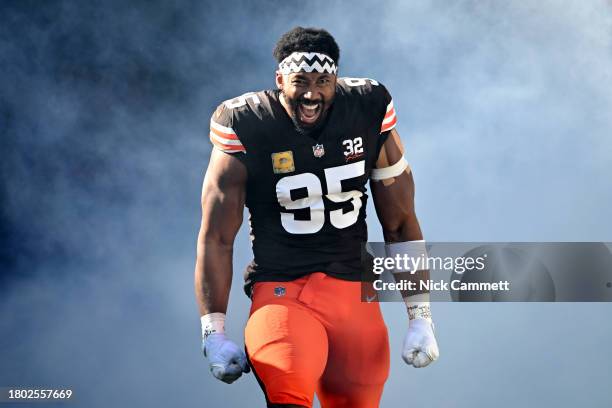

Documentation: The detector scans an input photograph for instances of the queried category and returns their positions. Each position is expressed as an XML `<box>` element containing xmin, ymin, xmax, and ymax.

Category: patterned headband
<box><xmin>278</xmin><ymin>52</ymin><xmax>338</xmax><ymax>75</ymax></box>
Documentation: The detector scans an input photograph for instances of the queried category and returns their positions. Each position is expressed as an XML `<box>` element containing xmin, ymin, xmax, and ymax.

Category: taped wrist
<box><xmin>385</xmin><ymin>240</ymin><xmax>429</xmax><ymax>295</ymax></box>
<box><xmin>385</xmin><ymin>240</ymin><xmax>427</xmax><ymax>272</ymax></box>
<box><xmin>404</xmin><ymin>293</ymin><xmax>432</xmax><ymax>322</ymax></box>
<box><xmin>201</xmin><ymin>312</ymin><xmax>225</xmax><ymax>340</ymax></box>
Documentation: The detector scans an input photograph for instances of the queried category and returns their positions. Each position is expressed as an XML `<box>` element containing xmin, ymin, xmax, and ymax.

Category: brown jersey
<box><xmin>208</xmin><ymin>77</ymin><xmax>398</xmax><ymax>295</ymax></box>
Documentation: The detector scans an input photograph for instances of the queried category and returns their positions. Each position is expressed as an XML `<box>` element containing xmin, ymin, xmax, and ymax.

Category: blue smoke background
<box><xmin>1</xmin><ymin>1</ymin><xmax>611</xmax><ymax>407</ymax></box>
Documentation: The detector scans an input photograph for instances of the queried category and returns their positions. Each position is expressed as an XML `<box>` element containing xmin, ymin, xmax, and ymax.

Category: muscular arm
<box><xmin>370</xmin><ymin>129</ymin><xmax>423</xmax><ymax>243</ymax></box>
<box><xmin>194</xmin><ymin>149</ymin><xmax>247</xmax><ymax>316</ymax></box>
<box><xmin>371</xmin><ymin>129</ymin><xmax>428</xmax><ymax>298</ymax></box>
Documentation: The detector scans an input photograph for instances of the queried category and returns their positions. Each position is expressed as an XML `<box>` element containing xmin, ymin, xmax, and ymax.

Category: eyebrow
<box><xmin>289</xmin><ymin>73</ymin><xmax>333</xmax><ymax>83</ymax></box>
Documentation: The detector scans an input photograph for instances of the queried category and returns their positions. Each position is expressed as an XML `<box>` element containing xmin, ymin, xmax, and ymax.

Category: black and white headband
<box><xmin>278</xmin><ymin>52</ymin><xmax>338</xmax><ymax>75</ymax></box>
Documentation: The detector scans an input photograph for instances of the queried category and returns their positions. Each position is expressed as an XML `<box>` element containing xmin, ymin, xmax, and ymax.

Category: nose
<box><xmin>302</xmin><ymin>91</ymin><xmax>314</xmax><ymax>100</ymax></box>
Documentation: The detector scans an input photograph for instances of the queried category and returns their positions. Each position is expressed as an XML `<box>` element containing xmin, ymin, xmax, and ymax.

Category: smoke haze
<box><xmin>1</xmin><ymin>1</ymin><xmax>611</xmax><ymax>407</ymax></box>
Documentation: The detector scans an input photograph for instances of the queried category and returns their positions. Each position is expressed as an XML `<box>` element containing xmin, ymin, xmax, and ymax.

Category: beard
<box><xmin>281</xmin><ymin>91</ymin><xmax>332</xmax><ymax>137</ymax></box>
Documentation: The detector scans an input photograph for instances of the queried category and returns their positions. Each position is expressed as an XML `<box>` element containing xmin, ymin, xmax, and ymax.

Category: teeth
<box><xmin>301</xmin><ymin>103</ymin><xmax>319</xmax><ymax>110</ymax></box>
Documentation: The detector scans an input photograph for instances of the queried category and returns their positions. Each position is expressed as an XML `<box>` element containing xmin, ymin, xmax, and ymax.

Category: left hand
<box><xmin>203</xmin><ymin>333</ymin><xmax>250</xmax><ymax>383</ymax></box>
<box><xmin>402</xmin><ymin>318</ymin><xmax>439</xmax><ymax>368</ymax></box>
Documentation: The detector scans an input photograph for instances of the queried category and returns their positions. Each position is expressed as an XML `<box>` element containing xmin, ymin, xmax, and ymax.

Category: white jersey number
<box><xmin>223</xmin><ymin>92</ymin><xmax>261</xmax><ymax>109</ymax></box>
<box><xmin>343</xmin><ymin>77</ymin><xmax>379</xmax><ymax>87</ymax></box>
<box><xmin>275</xmin><ymin>161</ymin><xmax>365</xmax><ymax>234</ymax></box>
<box><xmin>342</xmin><ymin>137</ymin><xmax>363</xmax><ymax>157</ymax></box>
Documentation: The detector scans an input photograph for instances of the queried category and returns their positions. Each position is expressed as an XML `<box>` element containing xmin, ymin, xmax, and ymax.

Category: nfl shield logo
<box><xmin>312</xmin><ymin>144</ymin><xmax>325</xmax><ymax>158</ymax></box>
<box><xmin>274</xmin><ymin>286</ymin><xmax>286</xmax><ymax>297</ymax></box>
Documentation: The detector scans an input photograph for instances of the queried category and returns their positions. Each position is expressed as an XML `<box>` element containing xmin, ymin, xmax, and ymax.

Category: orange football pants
<box><xmin>244</xmin><ymin>272</ymin><xmax>390</xmax><ymax>408</ymax></box>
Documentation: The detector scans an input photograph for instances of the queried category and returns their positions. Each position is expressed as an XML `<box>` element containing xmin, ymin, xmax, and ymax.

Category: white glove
<box><xmin>385</xmin><ymin>241</ymin><xmax>440</xmax><ymax>368</ymax></box>
<box><xmin>201</xmin><ymin>313</ymin><xmax>250</xmax><ymax>384</ymax></box>
<box><xmin>402</xmin><ymin>318</ymin><xmax>439</xmax><ymax>368</ymax></box>
<box><xmin>203</xmin><ymin>333</ymin><xmax>250</xmax><ymax>383</ymax></box>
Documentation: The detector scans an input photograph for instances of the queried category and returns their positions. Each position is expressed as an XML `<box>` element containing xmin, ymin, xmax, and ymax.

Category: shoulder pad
<box><xmin>337</xmin><ymin>78</ymin><xmax>396</xmax><ymax>133</ymax></box>
<box><xmin>209</xmin><ymin>103</ymin><xmax>245</xmax><ymax>154</ymax></box>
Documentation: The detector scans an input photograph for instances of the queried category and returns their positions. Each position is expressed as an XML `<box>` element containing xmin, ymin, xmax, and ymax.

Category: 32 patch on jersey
<box><xmin>343</xmin><ymin>137</ymin><xmax>365</xmax><ymax>161</ymax></box>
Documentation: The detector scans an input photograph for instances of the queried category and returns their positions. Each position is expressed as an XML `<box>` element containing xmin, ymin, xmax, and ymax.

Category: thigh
<box><xmin>317</xmin><ymin>296</ymin><xmax>390</xmax><ymax>408</ymax></box>
<box><xmin>245</xmin><ymin>286</ymin><xmax>328</xmax><ymax>408</ymax></box>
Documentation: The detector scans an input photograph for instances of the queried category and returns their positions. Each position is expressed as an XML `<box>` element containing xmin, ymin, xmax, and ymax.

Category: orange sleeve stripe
<box><xmin>380</xmin><ymin>115</ymin><xmax>397</xmax><ymax>133</ymax></box>
<box><xmin>210</xmin><ymin>131</ymin><xmax>244</xmax><ymax>147</ymax></box>
<box><xmin>210</xmin><ymin>126</ymin><xmax>239</xmax><ymax>140</ymax></box>
<box><xmin>210</xmin><ymin>135</ymin><xmax>246</xmax><ymax>152</ymax></box>
<box><xmin>384</xmin><ymin>107</ymin><xmax>396</xmax><ymax>120</ymax></box>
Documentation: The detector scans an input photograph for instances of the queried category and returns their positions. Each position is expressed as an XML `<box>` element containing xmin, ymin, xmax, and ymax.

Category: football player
<box><xmin>195</xmin><ymin>27</ymin><xmax>439</xmax><ymax>408</ymax></box>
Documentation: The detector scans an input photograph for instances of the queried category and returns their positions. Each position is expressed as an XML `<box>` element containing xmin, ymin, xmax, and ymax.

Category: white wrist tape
<box><xmin>385</xmin><ymin>240</ymin><xmax>428</xmax><ymax>273</ymax></box>
<box><xmin>201</xmin><ymin>313</ymin><xmax>226</xmax><ymax>339</ymax></box>
<box><xmin>404</xmin><ymin>293</ymin><xmax>432</xmax><ymax>322</ymax></box>
<box><xmin>385</xmin><ymin>240</ymin><xmax>432</xmax><ymax>322</ymax></box>
<box><xmin>371</xmin><ymin>156</ymin><xmax>409</xmax><ymax>181</ymax></box>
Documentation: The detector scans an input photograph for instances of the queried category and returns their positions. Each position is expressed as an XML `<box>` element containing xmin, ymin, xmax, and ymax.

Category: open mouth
<box><xmin>297</xmin><ymin>101</ymin><xmax>322</xmax><ymax>125</ymax></box>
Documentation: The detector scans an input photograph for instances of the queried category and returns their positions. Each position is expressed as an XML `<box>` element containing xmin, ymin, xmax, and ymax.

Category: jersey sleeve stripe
<box><xmin>214</xmin><ymin>145</ymin><xmax>246</xmax><ymax>153</ymax></box>
<box><xmin>210</xmin><ymin>132</ymin><xmax>245</xmax><ymax>151</ymax></box>
<box><xmin>383</xmin><ymin>107</ymin><xmax>395</xmax><ymax>120</ymax></box>
<box><xmin>380</xmin><ymin>100</ymin><xmax>397</xmax><ymax>133</ymax></box>
<box><xmin>209</xmin><ymin>116</ymin><xmax>245</xmax><ymax>153</ymax></box>
<box><xmin>210</xmin><ymin>136</ymin><xmax>246</xmax><ymax>153</ymax></box>
<box><xmin>380</xmin><ymin>113</ymin><xmax>397</xmax><ymax>133</ymax></box>
<box><xmin>210</xmin><ymin>126</ymin><xmax>239</xmax><ymax>141</ymax></box>
<box><xmin>209</xmin><ymin>131</ymin><xmax>243</xmax><ymax>146</ymax></box>
<box><xmin>386</xmin><ymin>100</ymin><xmax>394</xmax><ymax>113</ymax></box>
<box><xmin>382</xmin><ymin>109</ymin><xmax>396</xmax><ymax>125</ymax></box>
<box><xmin>210</xmin><ymin>119</ymin><xmax>238</xmax><ymax>138</ymax></box>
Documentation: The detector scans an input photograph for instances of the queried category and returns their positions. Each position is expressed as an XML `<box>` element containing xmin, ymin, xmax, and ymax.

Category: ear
<box><xmin>275</xmin><ymin>71</ymin><xmax>284</xmax><ymax>89</ymax></box>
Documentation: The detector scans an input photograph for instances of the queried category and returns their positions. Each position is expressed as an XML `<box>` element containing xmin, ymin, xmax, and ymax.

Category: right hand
<box><xmin>203</xmin><ymin>333</ymin><xmax>250</xmax><ymax>383</ymax></box>
<box><xmin>402</xmin><ymin>318</ymin><xmax>439</xmax><ymax>368</ymax></box>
